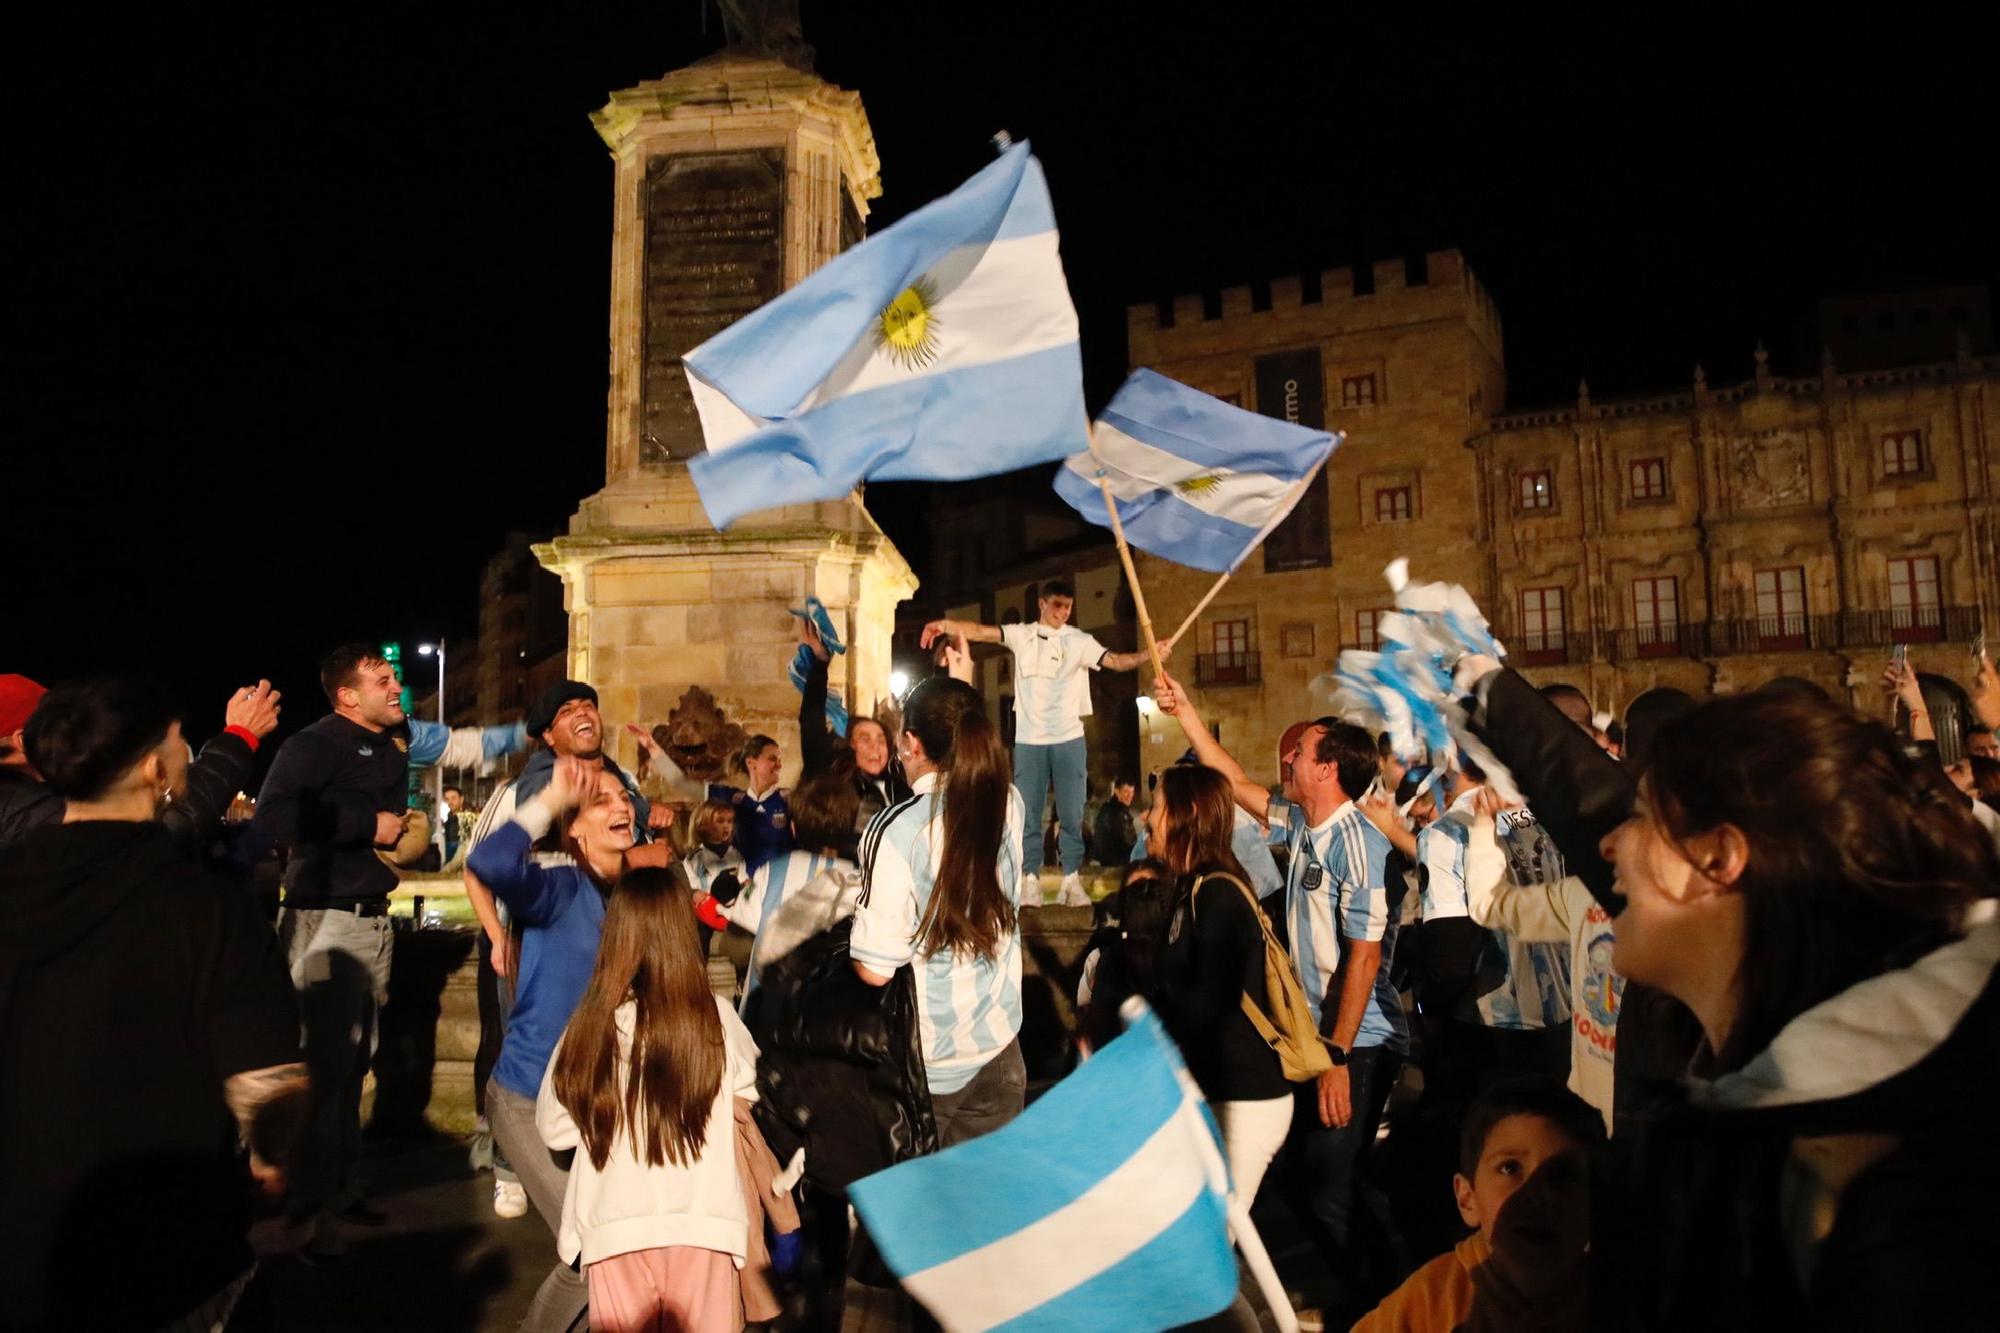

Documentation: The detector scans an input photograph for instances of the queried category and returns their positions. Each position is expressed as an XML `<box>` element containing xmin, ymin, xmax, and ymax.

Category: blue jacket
<box><xmin>467</xmin><ymin>809</ymin><xmax>606</xmax><ymax>1099</ymax></box>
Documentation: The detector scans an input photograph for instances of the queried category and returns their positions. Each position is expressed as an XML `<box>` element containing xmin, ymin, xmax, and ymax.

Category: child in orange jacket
<box><xmin>1353</xmin><ymin>1079</ymin><xmax>1602</xmax><ymax>1332</ymax></box>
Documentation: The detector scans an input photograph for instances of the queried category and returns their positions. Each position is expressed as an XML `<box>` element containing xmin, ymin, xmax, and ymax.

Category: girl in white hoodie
<box><xmin>536</xmin><ymin>865</ymin><xmax>760</xmax><ymax>1333</ymax></box>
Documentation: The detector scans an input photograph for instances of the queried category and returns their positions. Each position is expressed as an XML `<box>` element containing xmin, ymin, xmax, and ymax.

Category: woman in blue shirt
<box><xmin>466</xmin><ymin>755</ymin><xmax>635</xmax><ymax>1332</ymax></box>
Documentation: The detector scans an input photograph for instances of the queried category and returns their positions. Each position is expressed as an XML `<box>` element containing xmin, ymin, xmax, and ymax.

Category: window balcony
<box><xmin>1194</xmin><ymin>651</ymin><xmax>1261</xmax><ymax>687</ymax></box>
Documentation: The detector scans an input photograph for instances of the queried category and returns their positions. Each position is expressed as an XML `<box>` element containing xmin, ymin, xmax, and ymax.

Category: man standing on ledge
<box><xmin>253</xmin><ymin>643</ymin><xmax>526</xmax><ymax>1262</ymax></box>
<box><xmin>922</xmin><ymin>579</ymin><xmax>1164</xmax><ymax>906</ymax></box>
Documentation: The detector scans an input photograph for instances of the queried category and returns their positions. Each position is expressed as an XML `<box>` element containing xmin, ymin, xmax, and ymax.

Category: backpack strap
<box><xmin>1190</xmin><ymin>871</ymin><xmax>1335</xmax><ymax>1059</ymax></box>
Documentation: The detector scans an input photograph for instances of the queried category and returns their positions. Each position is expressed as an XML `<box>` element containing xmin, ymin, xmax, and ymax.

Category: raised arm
<box><xmin>1462</xmin><ymin>662</ymin><xmax>1632</xmax><ymax>913</ymax></box>
<box><xmin>798</xmin><ymin>618</ymin><xmax>835</xmax><ymax>781</ymax></box>
<box><xmin>408</xmin><ymin>719</ymin><xmax>529</xmax><ymax>773</ymax></box>
<box><xmin>1152</xmin><ymin>667</ymin><xmax>1270</xmax><ymax>820</ymax></box>
<box><xmin>920</xmin><ymin>617</ymin><xmax>1002</xmax><ymax>647</ymax></box>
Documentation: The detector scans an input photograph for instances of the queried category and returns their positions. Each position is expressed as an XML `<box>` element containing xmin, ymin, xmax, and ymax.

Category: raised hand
<box><xmin>918</xmin><ymin>619</ymin><xmax>951</xmax><ymax>651</ymax></box>
<box><xmin>544</xmin><ymin>755</ymin><xmax>592</xmax><ymax>811</ymax></box>
<box><xmin>225</xmin><ymin>680</ymin><xmax>283</xmax><ymax>740</ymax></box>
<box><xmin>1152</xmin><ymin>668</ymin><xmax>1187</xmax><ymax>716</ymax></box>
<box><xmin>799</xmin><ymin>615</ymin><xmax>831</xmax><ymax>663</ymax></box>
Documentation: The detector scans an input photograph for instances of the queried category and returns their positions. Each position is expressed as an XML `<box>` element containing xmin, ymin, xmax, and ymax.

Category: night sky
<box><xmin>9</xmin><ymin>6</ymin><xmax>1991</xmax><ymax>752</ymax></box>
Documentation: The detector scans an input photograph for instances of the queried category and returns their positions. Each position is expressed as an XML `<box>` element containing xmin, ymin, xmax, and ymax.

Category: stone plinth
<box><xmin>538</xmin><ymin>472</ymin><xmax>915</xmax><ymax>786</ymax></box>
<box><xmin>542</xmin><ymin>53</ymin><xmax>914</xmax><ymax>782</ymax></box>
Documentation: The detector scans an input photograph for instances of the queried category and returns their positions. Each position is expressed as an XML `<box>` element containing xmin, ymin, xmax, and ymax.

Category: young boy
<box><xmin>1354</xmin><ymin>1078</ymin><xmax>1603</xmax><ymax>1332</ymax></box>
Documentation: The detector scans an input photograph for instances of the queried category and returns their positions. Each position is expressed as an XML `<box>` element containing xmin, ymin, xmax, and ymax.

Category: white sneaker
<box><xmin>493</xmin><ymin>1179</ymin><xmax>529</xmax><ymax>1219</ymax></box>
<box><xmin>1020</xmin><ymin>871</ymin><xmax>1044</xmax><ymax>903</ymax></box>
<box><xmin>1058</xmin><ymin>872</ymin><xmax>1091</xmax><ymax>907</ymax></box>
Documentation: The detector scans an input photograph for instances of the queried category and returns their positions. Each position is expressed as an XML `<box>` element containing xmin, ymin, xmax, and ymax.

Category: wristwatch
<box><xmin>1327</xmin><ymin>1044</ymin><xmax>1349</xmax><ymax>1067</ymax></box>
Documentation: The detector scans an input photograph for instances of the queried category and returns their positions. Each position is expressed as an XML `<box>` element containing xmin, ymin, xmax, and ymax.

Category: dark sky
<box><xmin>7</xmin><ymin>5</ymin><xmax>1991</xmax><ymax>746</ymax></box>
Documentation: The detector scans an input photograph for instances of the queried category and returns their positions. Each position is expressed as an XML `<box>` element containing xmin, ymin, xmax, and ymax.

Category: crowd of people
<box><xmin>4</xmin><ymin>571</ymin><xmax>1999</xmax><ymax>1330</ymax></box>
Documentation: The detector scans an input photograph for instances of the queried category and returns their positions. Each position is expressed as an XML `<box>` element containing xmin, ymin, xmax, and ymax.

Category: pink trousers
<box><xmin>585</xmin><ymin>1246</ymin><xmax>743</xmax><ymax>1333</ymax></box>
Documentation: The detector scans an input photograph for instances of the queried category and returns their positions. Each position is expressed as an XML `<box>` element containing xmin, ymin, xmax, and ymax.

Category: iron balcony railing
<box><xmin>1194</xmin><ymin>651</ymin><xmax>1261</xmax><ymax>687</ymax></box>
<box><xmin>1532</xmin><ymin>605</ymin><xmax>1983</xmax><ymax>665</ymax></box>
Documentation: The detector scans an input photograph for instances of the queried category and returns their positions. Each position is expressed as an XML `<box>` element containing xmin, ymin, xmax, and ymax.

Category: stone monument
<box><xmin>536</xmin><ymin>45</ymin><xmax>916</xmax><ymax>788</ymax></box>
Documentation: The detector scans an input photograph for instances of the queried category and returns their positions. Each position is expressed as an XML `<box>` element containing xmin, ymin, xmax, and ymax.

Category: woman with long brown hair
<box><xmin>1147</xmin><ymin>764</ymin><xmax>1293</xmax><ymax>1205</ymax></box>
<box><xmin>535</xmin><ymin>865</ymin><xmax>760</xmax><ymax>1333</ymax></box>
<box><xmin>850</xmin><ymin>676</ymin><xmax>1029</xmax><ymax>1144</ymax></box>
<box><xmin>1583</xmin><ymin>689</ymin><xmax>2000</xmax><ymax>1327</ymax></box>
<box><xmin>465</xmin><ymin>753</ymin><xmax>638</xmax><ymax>1331</ymax></box>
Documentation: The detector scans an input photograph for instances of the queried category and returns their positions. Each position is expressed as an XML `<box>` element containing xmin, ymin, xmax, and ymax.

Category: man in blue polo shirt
<box><xmin>1152</xmin><ymin>667</ymin><xmax>1407</xmax><ymax>1280</ymax></box>
<box><xmin>920</xmin><ymin>579</ymin><xmax>1162</xmax><ymax>906</ymax></box>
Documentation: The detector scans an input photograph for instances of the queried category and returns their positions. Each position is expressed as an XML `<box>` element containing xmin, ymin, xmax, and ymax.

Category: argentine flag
<box><xmin>1054</xmin><ymin>369</ymin><xmax>1340</xmax><ymax>573</ymax></box>
<box><xmin>685</xmin><ymin>141</ymin><xmax>1086</xmax><ymax>529</ymax></box>
<box><xmin>847</xmin><ymin>1006</ymin><xmax>1239</xmax><ymax>1331</ymax></box>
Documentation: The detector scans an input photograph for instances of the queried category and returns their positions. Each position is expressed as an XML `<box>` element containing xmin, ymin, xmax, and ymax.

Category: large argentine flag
<box><xmin>685</xmin><ymin>141</ymin><xmax>1085</xmax><ymax>529</ymax></box>
<box><xmin>847</xmin><ymin>1007</ymin><xmax>1238</xmax><ymax>1331</ymax></box>
<box><xmin>1054</xmin><ymin>368</ymin><xmax>1339</xmax><ymax>573</ymax></box>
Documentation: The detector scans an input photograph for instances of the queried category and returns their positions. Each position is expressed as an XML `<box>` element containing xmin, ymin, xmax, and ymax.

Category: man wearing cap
<box><xmin>251</xmin><ymin>643</ymin><xmax>526</xmax><ymax>1260</ymax></box>
<box><xmin>2</xmin><ymin>673</ymin><xmax>282</xmax><ymax>848</ymax></box>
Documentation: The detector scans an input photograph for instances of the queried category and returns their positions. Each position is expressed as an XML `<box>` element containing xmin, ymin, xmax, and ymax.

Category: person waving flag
<box><xmin>685</xmin><ymin>140</ymin><xmax>1085</xmax><ymax>529</ymax></box>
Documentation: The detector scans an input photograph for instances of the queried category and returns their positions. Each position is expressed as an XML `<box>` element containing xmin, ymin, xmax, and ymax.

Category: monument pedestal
<box><xmin>538</xmin><ymin>53</ymin><xmax>914</xmax><ymax>787</ymax></box>
<box><xmin>536</xmin><ymin>472</ymin><xmax>914</xmax><ymax>785</ymax></box>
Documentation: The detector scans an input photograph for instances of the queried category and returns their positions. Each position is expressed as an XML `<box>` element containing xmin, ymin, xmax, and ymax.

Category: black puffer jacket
<box><xmin>744</xmin><ymin>918</ymin><xmax>936</xmax><ymax>1194</ymax></box>
<box><xmin>1604</xmin><ymin>918</ymin><xmax>2000</xmax><ymax>1330</ymax></box>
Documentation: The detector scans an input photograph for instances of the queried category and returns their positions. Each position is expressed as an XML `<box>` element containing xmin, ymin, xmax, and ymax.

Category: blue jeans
<box><xmin>1014</xmin><ymin>736</ymin><xmax>1087</xmax><ymax>874</ymax></box>
<box><xmin>1289</xmin><ymin>1045</ymin><xmax>1399</xmax><ymax>1267</ymax></box>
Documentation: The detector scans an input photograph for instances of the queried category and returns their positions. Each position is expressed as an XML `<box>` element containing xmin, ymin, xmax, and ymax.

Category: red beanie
<box><xmin>0</xmin><ymin>674</ymin><xmax>48</xmax><ymax>737</ymax></box>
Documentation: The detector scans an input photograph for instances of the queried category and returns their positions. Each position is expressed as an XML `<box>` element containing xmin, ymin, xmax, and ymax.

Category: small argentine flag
<box><xmin>684</xmin><ymin>141</ymin><xmax>1086</xmax><ymax>529</ymax></box>
<box><xmin>847</xmin><ymin>1006</ymin><xmax>1240</xmax><ymax>1331</ymax></box>
<box><xmin>1054</xmin><ymin>369</ymin><xmax>1340</xmax><ymax>573</ymax></box>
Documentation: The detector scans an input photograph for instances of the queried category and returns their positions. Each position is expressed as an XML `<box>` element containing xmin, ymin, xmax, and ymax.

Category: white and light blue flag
<box><xmin>847</xmin><ymin>1006</ymin><xmax>1238</xmax><ymax>1332</ymax></box>
<box><xmin>685</xmin><ymin>141</ymin><xmax>1086</xmax><ymax>529</ymax></box>
<box><xmin>1053</xmin><ymin>368</ymin><xmax>1339</xmax><ymax>573</ymax></box>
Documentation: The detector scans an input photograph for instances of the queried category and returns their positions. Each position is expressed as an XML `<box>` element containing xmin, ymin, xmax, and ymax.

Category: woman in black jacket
<box><xmin>1146</xmin><ymin>763</ymin><xmax>1292</xmax><ymax>1207</ymax></box>
<box><xmin>1472</xmin><ymin>665</ymin><xmax>2000</xmax><ymax>1329</ymax></box>
<box><xmin>796</xmin><ymin>617</ymin><xmax>911</xmax><ymax>855</ymax></box>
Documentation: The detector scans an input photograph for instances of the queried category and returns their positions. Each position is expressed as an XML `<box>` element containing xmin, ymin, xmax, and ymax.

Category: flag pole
<box><xmin>1096</xmin><ymin>469</ymin><xmax>1167</xmax><ymax>683</ymax></box>
<box><xmin>1229</xmin><ymin>1197</ymin><xmax>1301</xmax><ymax>1333</ymax></box>
<box><xmin>1162</xmin><ymin>461</ymin><xmax>1325</xmax><ymax>649</ymax></box>
<box><xmin>1163</xmin><ymin>569</ymin><xmax>1236</xmax><ymax>651</ymax></box>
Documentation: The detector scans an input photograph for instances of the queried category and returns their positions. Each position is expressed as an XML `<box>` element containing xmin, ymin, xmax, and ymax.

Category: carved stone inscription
<box><xmin>1729</xmin><ymin>431</ymin><xmax>1811</xmax><ymax>509</ymax></box>
<box><xmin>641</xmin><ymin>149</ymin><xmax>785</xmax><ymax>465</ymax></box>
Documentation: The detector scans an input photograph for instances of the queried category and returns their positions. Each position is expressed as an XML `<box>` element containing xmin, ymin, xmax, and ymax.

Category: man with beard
<box><xmin>252</xmin><ymin>644</ymin><xmax>526</xmax><ymax>1261</ymax></box>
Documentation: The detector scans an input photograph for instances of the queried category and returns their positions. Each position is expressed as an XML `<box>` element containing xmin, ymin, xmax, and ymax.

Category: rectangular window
<box><xmin>1630</xmin><ymin>457</ymin><xmax>1667</xmax><ymax>501</ymax></box>
<box><xmin>1887</xmin><ymin>556</ymin><xmax>1942</xmax><ymax>641</ymax></box>
<box><xmin>1633</xmin><ymin>576</ymin><xmax>1680</xmax><ymax>658</ymax></box>
<box><xmin>1881</xmin><ymin>430</ymin><xmax>1924</xmax><ymax>477</ymax></box>
<box><xmin>1201</xmin><ymin>617</ymin><xmax>1254</xmax><ymax>685</ymax></box>
<box><xmin>1518</xmin><ymin>587</ymin><xmax>1566</xmax><ymax>665</ymax></box>
<box><xmin>1518</xmin><ymin>470</ymin><xmax>1554</xmax><ymax>511</ymax></box>
<box><xmin>1754</xmin><ymin>567</ymin><xmax>1808</xmax><ymax>650</ymax></box>
<box><xmin>1355</xmin><ymin>609</ymin><xmax>1386</xmax><ymax>651</ymax></box>
<box><xmin>1341</xmin><ymin>373</ymin><xmax>1378</xmax><ymax>407</ymax></box>
<box><xmin>1374</xmin><ymin>486</ymin><xmax>1413</xmax><ymax>522</ymax></box>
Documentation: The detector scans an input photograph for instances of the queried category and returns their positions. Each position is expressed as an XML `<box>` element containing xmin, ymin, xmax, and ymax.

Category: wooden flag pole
<box><xmin>1094</xmin><ymin>469</ymin><xmax>1167</xmax><ymax>684</ymax></box>
<box><xmin>1163</xmin><ymin>569</ymin><xmax>1237</xmax><ymax>651</ymax></box>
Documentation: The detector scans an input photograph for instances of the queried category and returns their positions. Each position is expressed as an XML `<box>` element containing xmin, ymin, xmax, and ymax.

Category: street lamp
<box><xmin>417</xmin><ymin>641</ymin><xmax>446</xmax><ymax>844</ymax></box>
<box><xmin>888</xmin><ymin>668</ymin><xmax>911</xmax><ymax>699</ymax></box>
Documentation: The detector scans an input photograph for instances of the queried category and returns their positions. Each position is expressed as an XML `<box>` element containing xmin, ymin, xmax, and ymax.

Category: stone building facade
<box><xmin>1125</xmin><ymin>250</ymin><xmax>1508</xmax><ymax>780</ymax></box>
<box><xmin>914</xmin><ymin>251</ymin><xmax>1998</xmax><ymax>788</ymax></box>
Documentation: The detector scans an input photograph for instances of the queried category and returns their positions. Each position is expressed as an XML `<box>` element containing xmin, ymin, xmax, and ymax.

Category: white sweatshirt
<box><xmin>1464</xmin><ymin>822</ymin><xmax>1621</xmax><ymax>1130</ymax></box>
<box><xmin>535</xmin><ymin>996</ymin><xmax>761</xmax><ymax>1265</ymax></box>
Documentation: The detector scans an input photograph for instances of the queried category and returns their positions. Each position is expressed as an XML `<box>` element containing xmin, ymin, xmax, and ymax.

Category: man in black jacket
<box><xmin>2</xmin><ymin>672</ymin><xmax>281</xmax><ymax>848</ymax></box>
<box><xmin>1</xmin><ymin>676</ymin><xmax>306</xmax><ymax>1330</ymax></box>
<box><xmin>252</xmin><ymin>643</ymin><xmax>525</xmax><ymax>1259</ymax></box>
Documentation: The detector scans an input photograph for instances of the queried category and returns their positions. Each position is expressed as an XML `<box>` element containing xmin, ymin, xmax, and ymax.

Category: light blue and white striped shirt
<box><xmin>1272</xmin><ymin>794</ymin><xmax>1407</xmax><ymax>1053</ymax></box>
<box><xmin>851</xmin><ymin>773</ymin><xmax>1028</xmax><ymax>1094</ymax></box>
<box><xmin>727</xmin><ymin>847</ymin><xmax>847</xmax><ymax>997</ymax></box>
<box><xmin>1416</xmin><ymin>790</ymin><xmax>1574</xmax><ymax>1031</ymax></box>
